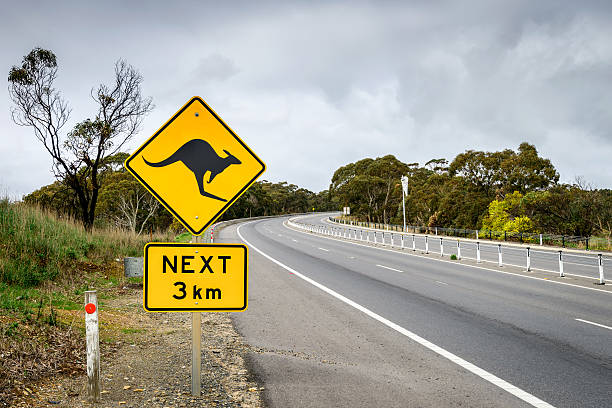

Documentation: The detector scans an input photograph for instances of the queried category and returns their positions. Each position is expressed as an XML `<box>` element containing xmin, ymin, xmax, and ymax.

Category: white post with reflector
<box><xmin>526</xmin><ymin>247</ymin><xmax>531</xmax><ymax>271</ymax></box>
<box><xmin>559</xmin><ymin>251</ymin><xmax>564</xmax><ymax>277</ymax></box>
<box><xmin>457</xmin><ymin>240</ymin><xmax>461</xmax><ymax>259</ymax></box>
<box><xmin>85</xmin><ymin>291</ymin><xmax>100</xmax><ymax>402</ymax></box>
<box><xmin>440</xmin><ymin>238</ymin><xmax>444</xmax><ymax>257</ymax></box>
<box><xmin>598</xmin><ymin>254</ymin><xmax>605</xmax><ymax>285</ymax></box>
<box><xmin>498</xmin><ymin>244</ymin><xmax>503</xmax><ymax>267</ymax></box>
<box><xmin>425</xmin><ymin>236</ymin><xmax>429</xmax><ymax>254</ymax></box>
<box><xmin>476</xmin><ymin>242</ymin><xmax>481</xmax><ymax>263</ymax></box>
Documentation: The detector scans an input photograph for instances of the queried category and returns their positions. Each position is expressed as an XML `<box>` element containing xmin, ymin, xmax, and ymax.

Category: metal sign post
<box><xmin>401</xmin><ymin>175</ymin><xmax>408</xmax><ymax>232</ymax></box>
<box><xmin>191</xmin><ymin>234</ymin><xmax>202</xmax><ymax>396</ymax></box>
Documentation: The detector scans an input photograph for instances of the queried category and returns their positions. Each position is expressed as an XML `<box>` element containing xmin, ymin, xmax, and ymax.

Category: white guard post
<box><xmin>457</xmin><ymin>240</ymin><xmax>461</xmax><ymax>259</ymax></box>
<box><xmin>425</xmin><ymin>236</ymin><xmax>429</xmax><ymax>254</ymax></box>
<box><xmin>476</xmin><ymin>242</ymin><xmax>481</xmax><ymax>263</ymax></box>
<box><xmin>597</xmin><ymin>254</ymin><xmax>605</xmax><ymax>285</ymax></box>
<box><xmin>558</xmin><ymin>251</ymin><xmax>564</xmax><ymax>278</ymax></box>
<box><xmin>412</xmin><ymin>234</ymin><xmax>416</xmax><ymax>251</ymax></box>
<box><xmin>526</xmin><ymin>247</ymin><xmax>531</xmax><ymax>271</ymax></box>
<box><xmin>85</xmin><ymin>291</ymin><xmax>101</xmax><ymax>402</ymax></box>
<box><xmin>440</xmin><ymin>238</ymin><xmax>444</xmax><ymax>257</ymax></box>
<box><xmin>498</xmin><ymin>244</ymin><xmax>503</xmax><ymax>267</ymax></box>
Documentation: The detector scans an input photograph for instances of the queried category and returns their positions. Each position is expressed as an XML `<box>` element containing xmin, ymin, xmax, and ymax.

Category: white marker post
<box><xmin>558</xmin><ymin>251</ymin><xmax>564</xmax><ymax>278</ymax></box>
<box><xmin>85</xmin><ymin>291</ymin><xmax>100</xmax><ymax>402</ymax></box>
<box><xmin>440</xmin><ymin>238</ymin><xmax>444</xmax><ymax>257</ymax></box>
<box><xmin>191</xmin><ymin>234</ymin><xmax>202</xmax><ymax>396</ymax></box>
<box><xmin>425</xmin><ymin>236</ymin><xmax>429</xmax><ymax>254</ymax></box>
<box><xmin>526</xmin><ymin>247</ymin><xmax>531</xmax><ymax>271</ymax></box>
<box><xmin>476</xmin><ymin>242</ymin><xmax>481</xmax><ymax>263</ymax></box>
<box><xmin>412</xmin><ymin>234</ymin><xmax>416</xmax><ymax>251</ymax></box>
<box><xmin>597</xmin><ymin>254</ymin><xmax>605</xmax><ymax>285</ymax></box>
<box><xmin>401</xmin><ymin>235</ymin><xmax>405</xmax><ymax>249</ymax></box>
<box><xmin>457</xmin><ymin>240</ymin><xmax>461</xmax><ymax>259</ymax></box>
<box><xmin>498</xmin><ymin>244</ymin><xmax>503</xmax><ymax>267</ymax></box>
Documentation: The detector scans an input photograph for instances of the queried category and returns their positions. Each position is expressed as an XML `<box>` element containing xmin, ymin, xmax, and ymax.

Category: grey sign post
<box><xmin>401</xmin><ymin>175</ymin><xmax>408</xmax><ymax>232</ymax></box>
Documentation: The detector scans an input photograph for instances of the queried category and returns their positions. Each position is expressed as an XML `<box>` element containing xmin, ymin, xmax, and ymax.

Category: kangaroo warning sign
<box><xmin>144</xmin><ymin>243</ymin><xmax>248</xmax><ymax>311</ymax></box>
<box><xmin>125</xmin><ymin>97</ymin><xmax>266</xmax><ymax>235</ymax></box>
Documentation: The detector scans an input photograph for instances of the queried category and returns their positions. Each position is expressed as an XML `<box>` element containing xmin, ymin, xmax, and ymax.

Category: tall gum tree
<box><xmin>8</xmin><ymin>48</ymin><xmax>153</xmax><ymax>230</ymax></box>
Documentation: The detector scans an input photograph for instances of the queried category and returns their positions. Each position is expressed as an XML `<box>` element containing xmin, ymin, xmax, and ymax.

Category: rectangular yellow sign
<box><xmin>144</xmin><ymin>243</ymin><xmax>247</xmax><ymax>312</ymax></box>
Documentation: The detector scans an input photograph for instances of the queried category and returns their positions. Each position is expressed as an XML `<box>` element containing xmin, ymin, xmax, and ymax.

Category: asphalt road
<box><xmin>219</xmin><ymin>213</ymin><xmax>611</xmax><ymax>408</ymax></box>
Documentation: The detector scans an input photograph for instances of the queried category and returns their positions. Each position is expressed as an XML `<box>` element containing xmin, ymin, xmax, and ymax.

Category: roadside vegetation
<box><xmin>329</xmin><ymin>143</ymin><xmax>612</xmax><ymax>250</ymax></box>
<box><xmin>0</xmin><ymin>199</ymin><xmax>175</xmax><ymax>405</ymax></box>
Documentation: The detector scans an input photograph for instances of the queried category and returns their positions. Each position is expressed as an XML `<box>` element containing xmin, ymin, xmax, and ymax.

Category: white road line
<box><xmin>318</xmin><ymin>247</ymin><xmax>329</xmax><ymax>252</ymax></box>
<box><xmin>575</xmin><ymin>318</ymin><xmax>612</xmax><ymax>331</ymax></box>
<box><xmin>292</xmin><ymin>239</ymin><xmax>298</xmax><ymax>242</ymax></box>
<box><xmin>376</xmin><ymin>264</ymin><xmax>404</xmax><ymax>273</ymax></box>
<box><xmin>435</xmin><ymin>281</ymin><xmax>449</xmax><ymax>285</ymax></box>
<box><xmin>237</xmin><ymin>222</ymin><xmax>556</xmax><ymax>408</ymax></box>
<box><xmin>285</xmin><ymin>221</ymin><xmax>611</xmax><ymax>295</ymax></box>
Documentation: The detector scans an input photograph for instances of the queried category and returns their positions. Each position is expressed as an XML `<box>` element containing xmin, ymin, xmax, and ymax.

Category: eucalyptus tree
<box><xmin>8</xmin><ymin>48</ymin><xmax>153</xmax><ymax>230</ymax></box>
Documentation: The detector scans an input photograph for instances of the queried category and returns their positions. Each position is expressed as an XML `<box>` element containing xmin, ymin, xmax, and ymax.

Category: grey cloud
<box><xmin>1</xmin><ymin>0</ymin><xmax>612</xmax><ymax>197</ymax></box>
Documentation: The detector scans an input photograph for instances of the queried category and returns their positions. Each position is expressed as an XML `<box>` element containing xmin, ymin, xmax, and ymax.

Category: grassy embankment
<box><xmin>0</xmin><ymin>199</ymin><xmax>177</xmax><ymax>403</ymax></box>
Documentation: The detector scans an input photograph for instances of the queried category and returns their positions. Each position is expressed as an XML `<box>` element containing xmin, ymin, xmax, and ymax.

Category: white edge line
<box><xmin>285</xmin><ymin>221</ymin><xmax>611</xmax><ymax>295</ymax></box>
<box><xmin>376</xmin><ymin>264</ymin><xmax>404</xmax><ymax>273</ymax></box>
<box><xmin>237</xmin><ymin>221</ymin><xmax>556</xmax><ymax>408</ymax></box>
<box><xmin>575</xmin><ymin>318</ymin><xmax>612</xmax><ymax>331</ymax></box>
<box><xmin>318</xmin><ymin>247</ymin><xmax>329</xmax><ymax>252</ymax></box>
<box><xmin>435</xmin><ymin>281</ymin><xmax>449</xmax><ymax>285</ymax></box>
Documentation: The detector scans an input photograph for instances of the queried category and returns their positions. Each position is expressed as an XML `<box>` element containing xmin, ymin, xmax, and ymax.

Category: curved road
<box><xmin>218</xmin><ymin>213</ymin><xmax>611</xmax><ymax>407</ymax></box>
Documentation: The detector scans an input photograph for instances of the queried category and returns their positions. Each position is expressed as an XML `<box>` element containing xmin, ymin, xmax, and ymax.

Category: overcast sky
<box><xmin>1</xmin><ymin>0</ymin><xmax>611</xmax><ymax>198</ymax></box>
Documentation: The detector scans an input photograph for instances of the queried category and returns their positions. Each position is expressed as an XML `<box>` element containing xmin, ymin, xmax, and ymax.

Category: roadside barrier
<box><xmin>286</xmin><ymin>218</ymin><xmax>608</xmax><ymax>285</ymax></box>
<box><xmin>328</xmin><ymin>215</ymin><xmax>597</xmax><ymax>250</ymax></box>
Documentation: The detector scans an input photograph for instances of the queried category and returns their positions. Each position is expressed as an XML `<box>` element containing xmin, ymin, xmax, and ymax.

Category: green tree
<box><xmin>8</xmin><ymin>48</ymin><xmax>153</xmax><ymax>230</ymax></box>
<box><xmin>330</xmin><ymin>155</ymin><xmax>411</xmax><ymax>224</ymax></box>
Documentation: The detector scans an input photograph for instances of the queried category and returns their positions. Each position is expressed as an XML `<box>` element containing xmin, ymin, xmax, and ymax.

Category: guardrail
<box><xmin>287</xmin><ymin>217</ymin><xmax>607</xmax><ymax>285</ymax></box>
<box><xmin>328</xmin><ymin>216</ymin><xmax>599</xmax><ymax>250</ymax></box>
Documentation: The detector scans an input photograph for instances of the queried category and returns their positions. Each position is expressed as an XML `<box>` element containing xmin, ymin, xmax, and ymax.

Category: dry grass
<box><xmin>0</xmin><ymin>199</ymin><xmax>178</xmax><ymax>405</ymax></box>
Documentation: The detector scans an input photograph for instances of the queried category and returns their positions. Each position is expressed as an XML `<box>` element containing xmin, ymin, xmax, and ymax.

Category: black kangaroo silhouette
<box><xmin>143</xmin><ymin>139</ymin><xmax>241</xmax><ymax>202</ymax></box>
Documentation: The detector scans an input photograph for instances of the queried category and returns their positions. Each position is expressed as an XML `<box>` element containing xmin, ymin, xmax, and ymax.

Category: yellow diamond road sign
<box><xmin>125</xmin><ymin>96</ymin><xmax>265</xmax><ymax>235</ymax></box>
<box><xmin>144</xmin><ymin>243</ymin><xmax>247</xmax><ymax>311</ymax></box>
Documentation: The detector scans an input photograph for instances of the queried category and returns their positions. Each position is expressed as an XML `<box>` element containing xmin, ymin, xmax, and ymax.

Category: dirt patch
<box><xmin>7</xmin><ymin>287</ymin><xmax>263</xmax><ymax>408</ymax></box>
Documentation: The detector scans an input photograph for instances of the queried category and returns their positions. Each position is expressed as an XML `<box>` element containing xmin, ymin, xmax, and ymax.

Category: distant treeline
<box><xmin>23</xmin><ymin>152</ymin><xmax>334</xmax><ymax>234</ymax></box>
<box><xmin>329</xmin><ymin>142</ymin><xmax>612</xmax><ymax>239</ymax></box>
<box><xmin>23</xmin><ymin>142</ymin><xmax>612</xmax><ymax>240</ymax></box>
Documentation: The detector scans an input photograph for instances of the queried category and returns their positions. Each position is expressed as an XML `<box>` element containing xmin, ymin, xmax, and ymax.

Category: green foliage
<box><xmin>329</xmin><ymin>143</ymin><xmax>612</xmax><ymax>241</ymax></box>
<box><xmin>0</xmin><ymin>199</ymin><xmax>172</xmax><ymax>287</ymax></box>
<box><xmin>221</xmin><ymin>180</ymin><xmax>333</xmax><ymax>220</ymax></box>
<box><xmin>330</xmin><ymin>155</ymin><xmax>412</xmax><ymax>224</ymax></box>
<box><xmin>481</xmin><ymin>192</ymin><xmax>536</xmax><ymax>234</ymax></box>
<box><xmin>450</xmin><ymin>254</ymin><xmax>457</xmax><ymax>260</ymax></box>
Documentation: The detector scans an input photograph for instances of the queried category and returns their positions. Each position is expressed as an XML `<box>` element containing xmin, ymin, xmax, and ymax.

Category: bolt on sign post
<box><xmin>125</xmin><ymin>96</ymin><xmax>265</xmax><ymax>397</ymax></box>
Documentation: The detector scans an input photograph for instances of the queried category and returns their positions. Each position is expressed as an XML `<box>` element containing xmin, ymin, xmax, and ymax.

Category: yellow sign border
<box><xmin>124</xmin><ymin>96</ymin><xmax>266</xmax><ymax>235</ymax></box>
<box><xmin>143</xmin><ymin>242</ymin><xmax>248</xmax><ymax>312</ymax></box>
